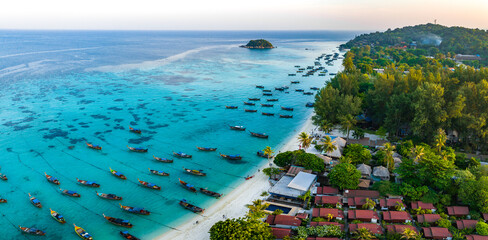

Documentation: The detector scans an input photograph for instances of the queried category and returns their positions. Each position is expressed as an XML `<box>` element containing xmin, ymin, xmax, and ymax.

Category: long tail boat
<box><xmin>279</xmin><ymin>114</ymin><xmax>293</xmax><ymax>118</ymax></box>
<box><xmin>127</xmin><ymin>145</ymin><xmax>148</xmax><ymax>153</ymax></box>
<box><xmin>50</xmin><ymin>208</ymin><xmax>66</xmax><ymax>224</ymax></box>
<box><xmin>196</xmin><ymin>146</ymin><xmax>217</xmax><ymax>151</ymax></box>
<box><xmin>250</xmin><ymin>131</ymin><xmax>269</xmax><ymax>139</ymax></box>
<box><xmin>255</xmin><ymin>85</ymin><xmax>264</xmax><ymax>89</ymax></box>
<box><xmin>199</xmin><ymin>188</ymin><xmax>222</xmax><ymax>198</ymax></box>
<box><xmin>261</xmin><ymin>112</ymin><xmax>274</xmax><ymax>116</ymax></box>
<box><xmin>305</xmin><ymin>102</ymin><xmax>314</xmax><ymax>107</ymax></box>
<box><xmin>103</xmin><ymin>214</ymin><xmax>133</xmax><ymax>228</ymax></box>
<box><xmin>28</xmin><ymin>193</ymin><xmax>42</xmax><ymax>208</ymax></box>
<box><xmin>263</xmin><ymin>93</ymin><xmax>273</xmax><ymax>96</ymax></box>
<box><xmin>0</xmin><ymin>198</ymin><xmax>6</xmax><ymax>203</ymax></box>
<box><xmin>257</xmin><ymin>150</ymin><xmax>272</xmax><ymax>158</ymax></box>
<box><xmin>281</xmin><ymin>106</ymin><xmax>294</xmax><ymax>111</ymax></box>
<box><xmin>138</xmin><ymin>179</ymin><xmax>161</xmax><ymax>190</ymax></box>
<box><xmin>248</xmin><ymin>98</ymin><xmax>260</xmax><ymax>101</ymax></box>
<box><xmin>153</xmin><ymin>155</ymin><xmax>174</xmax><ymax>163</ymax></box>
<box><xmin>76</xmin><ymin>178</ymin><xmax>100</xmax><ymax>188</ymax></box>
<box><xmin>261</xmin><ymin>104</ymin><xmax>273</xmax><ymax>107</ymax></box>
<box><xmin>266</xmin><ymin>99</ymin><xmax>278</xmax><ymax>102</ymax></box>
<box><xmin>291</xmin><ymin>81</ymin><xmax>300</xmax><ymax>84</ymax></box>
<box><xmin>96</xmin><ymin>191</ymin><xmax>122</xmax><ymax>200</ymax></box>
<box><xmin>229</xmin><ymin>125</ymin><xmax>246</xmax><ymax>131</ymax></box>
<box><xmin>19</xmin><ymin>226</ymin><xmax>46</xmax><ymax>236</ymax></box>
<box><xmin>149</xmin><ymin>168</ymin><xmax>169</xmax><ymax>176</ymax></box>
<box><xmin>183</xmin><ymin>167</ymin><xmax>206</xmax><ymax>176</ymax></box>
<box><xmin>179</xmin><ymin>178</ymin><xmax>197</xmax><ymax>193</ymax></box>
<box><xmin>225</xmin><ymin>105</ymin><xmax>238</xmax><ymax>109</ymax></box>
<box><xmin>110</xmin><ymin>167</ymin><xmax>127</xmax><ymax>179</ymax></box>
<box><xmin>45</xmin><ymin>172</ymin><xmax>60</xmax><ymax>185</ymax></box>
<box><xmin>310</xmin><ymin>87</ymin><xmax>320</xmax><ymax>90</ymax></box>
<box><xmin>303</xmin><ymin>92</ymin><xmax>314</xmax><ymax>95</ymax></box>
<box><xmin>129</xmin><ymin>126</ymin><xmax>141</xmax><ymax>134</ymax></box>
<box><xmin>60</xmin><ymin>188</ymin><xmax>81</xmax><ymax>197</ymax></box>
<box><xmin>179</xmin><ymin>199</ymin><xmax>204</xmax><ymax>213</ymax></box>
<box><xmin>262</xmin><ymin>89</ymin><xmax>272</xmax><ymax>92</ymax></box>
<box><xmin>0</xmin><ymin>173</ymin><xmax>7</xmax><ymax>181</ymax></box>
<box><xmin>74</xmin><ymin>224</ymin><xmax>93</xmax><ymax>240</ymax></box>
<box><xmin>85</xmin><ymin>142</ymin><xmax>102</xmax><ymax>150</ymax></box>
<box><xmin>243</xmin><ymin>102</ymin><xmax>255</xmax><ymax>106</ymax></box>
<box><xmin>120</xmin><ymin>231</ymin><xmax>140</xmax><ymax>240</ymax></box>
<box><xmin>275</xmin><ymin>87</ymin><xmax>285</xmax><ymax>91</ymax></box>
<box><xmin>119</xmin><ymin>204</ymin><xmax>150</xmax><ymax>215</ymax></box>
<box><xmin>173</xmin><ymin>152</ymin><xmax>192</xmax><ymax>158</ymax></box>
<box><xmin>245</xmin><ymin>175</ymin><xmax>255</xmax><ymax>180</ymax></box>
<box><xmin>295</xmin><ymin>89</ymin><xmax>304</xmax><ymax>92</ymax></box>
<box><xmin>220</xmin><ymin>153</ymin><xmax>242</xmax><ymax>160</ymax></box>
<box><xmin>244</xmin><ymin>109</ymin><xmax>257</xmax><ymax>113</ymax></box>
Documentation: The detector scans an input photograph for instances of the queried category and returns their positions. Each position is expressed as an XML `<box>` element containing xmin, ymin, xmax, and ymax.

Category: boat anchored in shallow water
<box><xmin>200</xmin><ymin>188</ymin><xmax>223</xmax><ymax>198</ymax></box>
<box><xmin>179</xmin><ymin>199</ymin><xmax>204</xmax><ymax>213</ymax></box>
<box><xmin>60</xmin><ymin>188</ymin><xmax>81</xmax><ymax>197</ymax></box>
<box><xmin>250</xmin><ymin>131</ymin><xmax>269</xmax><ymax>139</ymax></box>
<box><xmin>179</xmin><ymin>178</ymin><xmax>197</xmax><ymax>192</ymax></box>
<box><xmin>120</xmin><ymin>204</ymin><xmax>150</xmax><ymax>215</ymax></box>
<box><xmin>138</xmin><ymin>179</ymin><xmax>161</xmax><ymax>190</ymax></box>
<box><xmin>45</xmin><ymin>172</ymin><xmax>60</xmax><ymax>185</ymax></box>
<box><xmin>28</xmin><ymin>193</ymin><xmax>42</xmax><ymax>208</ymax></box>
<box><xmin>196</xmin><ymin>146</ymin><xmax>217</xmax><ymax>151</ymax></box>
<box><xmin>183</xmin><ymin>167</ymin><xmax>206</xmax><ymax>176</ymax></box>
<box><xmin>19</xmin><ymin>226</ymin><xmax>45</xmax><ymax>236</ymax></box>
<box><xmin>220</xmin><ymin>153</ymin><xmax>242</xmax><ymax>160</ymax></box>
<box><xmin>229</xmin><ymin>125</ymin><xmax>246</xmax><ymax>131</ymax></box>
<box><xmin>76</xmin><ymin>178</ymin><xmax>100</xmax><ymax>187</ymax></box>
<box><xmin>110</xmin><ymin>167</ymin><xmax>127</xmax><ymax>180</ymax></box>
<box><xmin>50</xmin><ymin>208</ymin><xmax>66</xmax><ymax>224</ymax></box>
<box><xmin>129</xmin><ymin>126</ymin><xmax>141</xmax><ymax>134</ymax></box>
<box><xmin>85</xmin><ymin>142</ymin><xmax>102</xmax><ymax>150</ymax></box>
<box><xmin>120</xmin><ymin>231</ymin><xmax>140</xmax><ymax>240</ymax></box>
<box><xmin>74</xmin><ymin>224</ymin><xmax>93</xmax><ymax>240</ymax></box>
<box><xmin>103</xmin><ymin>214</ymin><xmax>133</xmax><ymax>228</ymax></box>
<box><xmin>127</xmin><ymin>145</ymin><xmax>148</xmax><ymax>153</ymax></box>
<box><xmin>173</xmin><ymin>152</ymin><xmax>192</xmax><ymax>158</ymax></box>
<box><xmin>149</xmin><ymin>168</ymin><xmax>169</xmax><ymax>176</ymax></box>
<box><xmin>97</xmin><ymin>191</ymin><xmax>122</xmax><ymax>200</ymax></box>
<box><xmin>153</xmin><ymin>155</ymin><xmax>174</xmax><ymax>163</ymax></box>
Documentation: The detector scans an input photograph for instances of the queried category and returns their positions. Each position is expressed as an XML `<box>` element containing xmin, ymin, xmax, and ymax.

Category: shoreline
<box><xmin>157</xmin><ymin>115</ymin><xmax>316</xmax><ymax>240</ymax></box>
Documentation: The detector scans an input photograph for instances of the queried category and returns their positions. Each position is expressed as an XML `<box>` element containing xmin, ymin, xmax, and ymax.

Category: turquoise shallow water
<box><xmin>0</xmin><ymin>31</ymin><xmax>350</xmax><ymax>239</ymax></box>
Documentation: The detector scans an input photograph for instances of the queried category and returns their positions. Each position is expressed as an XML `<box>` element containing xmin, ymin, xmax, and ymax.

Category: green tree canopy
<box><xmin>209</xmin><ymin>217</ymin><xmax>274</xmax><ymax>240</ymax></box>
<box><xmin>342</xmin><ymin>144</ymin><xmax>372</xmax><ymax>165</ymax></box>
<box><xmin>328</xmin><ymin>162</ymin><xmax>361</xmax><ymax>190</ymax></box>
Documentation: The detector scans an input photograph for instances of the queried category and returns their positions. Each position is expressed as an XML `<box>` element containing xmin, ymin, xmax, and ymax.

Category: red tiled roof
<box><xmin>483</xmin><ymin>213</ymin><xmax>488</xmax><ymax>221</ymax></box>
<box><xmin>466</xmin><ymin>235</ymin><xmax>488</xmax><ymax>240</ymax></box>
<box><xmin>348</xmin><ymin>197</ymin><xmax>367</xmax><ymax>207</ymax></box>
<box><xmin>307</xmin><ymin>238</ymin><xmax>341</xmax><ymax>240</ymax></box>
<box><xmin>317</xmin><ymin>186</ymin><xmax>339</xmax><ymax>195</ymax></box>
<box><xmin>383</xmin><ymin>211</ymin><xmax>412</xmax><ymax>222</ymax></box>
<box><xmin>456</xmin><ymin>219</ymin><xmax>478</xmax><ymax>229</ymax></box>
<box><xmin>271</xmin><ymin>227</ymin><xmax>292</xmax><ymax>239</ymax></box>
<box><xmin>411</xmin><ymin>201</ymin><xmax>436</xmax><ymax>210</ymax></box>
<box><xmin>422</xmin><ymin>227</ymin><xmax>452</xmax><ymax>239</ymax></box>
<box><xmin>266</xmin><ymin>215</ymin><xmax>301</xmax><ymax>227</ymax></box>
<box><xmin>348</xmin><ymin>210</ymin><xmax>379</xmax><ymax>221</ymax></box>
<box><xmin>386</xmin><ymin>225</ymin><xmax>418</xmax><ymax>234</ymax></box>
<box><xmin>417</xmin><ymin>214</ymin><xmax>441</xmax><ymax>223</ymax></box>
<box><xmin>309</xmin><ymin>221</ymin><xmax>345</xmax><ymax>231</ymax></box>
<box><xmin>296</xmin><ymin>213</ymin><xmax>309</xmax><ymax>219</ymax></box>
<box><xmin>379</xmin><ymin>198</ymin><xmax>404</xmax><ymax>208</ymax></box>
<box><xmin>349</xmin><ymin>223</ymin><xmax>383</xmax><ymax>234</ymax></box>
<box><xmin>446</xmin><ymin>206</ymin><xmax>469</xmax><ymax>216</ymax></box>
<box><xmin>343</xmin><ymin>190</ymin><xmax>380</xmax><ymax>198</ymax></box>
<box><xmin>315</xmin><ymin>196</ymin><xmax>341</xmax><ymax>205</ymax></box>
<box><xmin>312</xmin><ymin>208</ymin><xmax>345</xmax><ymax>219</ymax></box>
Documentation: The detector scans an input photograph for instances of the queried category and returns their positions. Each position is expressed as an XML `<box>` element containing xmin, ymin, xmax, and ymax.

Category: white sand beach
<box><xmin>157</xmin><ymin>116</ymin><xmax>316</xmax><ymax>240</ymax></box>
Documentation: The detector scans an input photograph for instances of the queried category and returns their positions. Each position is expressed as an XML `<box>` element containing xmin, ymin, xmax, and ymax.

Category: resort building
<box><xmin>455</xmin><ymin>219</ymin><xmax>478</xmax><ymax>230</ymax></box>
<box><xmin>315</xmin><ymin>186</ymin><xmax>339</xmax><ymax>196</ymax></box>
<box><xmin>348</xmin><ymin>209</ymin><xmax>379</xmax><ymax>223</ymax></box>
<box><xmin>306</xmin><ymin>238</ymin><xmax>342</xmax><ymax>240</ymax></box>
<box><xmin>422</xmin><ymin>227</ymin><xmax>452</xmax><ymax>240</ymax></box>
<box><xmin>417</xmin><ymin>214</ymin><xmax>441</xmax><ymax>224</ymax></box>
<box><xmin>286</xmin><ymin>166</ymin><xmax>312</xmax><ymax>177</ymax></box>
<box><xmin>348</xmin><ymin>223</ymin><xmax>383</xmax><ymax>235</ymax></box>
<box><xmin>466</xmin><ymin>235</ymin><xmax>488</xmax><ymax>240</ymax></box>
<box><xmin>265</xmin><ymin>215</ymin><xmax>302</xmax><ymax>229</ymax></box>
<box><xmin>271</xmin><ymin>227</ymin><xmax>292</xmax><ymax>240</ymax></box>
<box><xmin>314</xmin><ymin>195</ymin><xmax>342</xmax><ymax>207</ymax></box>
<box><xmin>268</xmin><ymin>171</ymin><xmax>317</xmax><ymax>201</ymax></box>
<box><xmin>385</xmin><ymin>225</ymin><xmax>418</xmax><ymax>234</ymax></box>
<box><xmin>343</xmin><ymin>190</ymin><xmax>380</xmax><ymax>199</ymax></box>
<box><xmin>446</xmin><ymin>206</ymin><xmax>470</xmax><ymax>218</ymax></box>
<box><xmin>312</xmin><ymin>208</ymin><xmax>345</xmax><ymax>220</ymax></box>
<box><xmin>411</xmin><ymin>201</ymin><xmax>437</xmax><ymax>212</ymax></box>
<box><xmin>379</xmin><ymin>198</ymin><xmax>405</xmax><ymax>211</ymax></box>
<box><xmin>382</xmin><ymin>211</ymin><xmax>413</xmax><ymax>223</ymax></box>
<box><xmin>347</xmin><ymin>197</ymin><xmax>367</xmax><ymax>209</ymax></box>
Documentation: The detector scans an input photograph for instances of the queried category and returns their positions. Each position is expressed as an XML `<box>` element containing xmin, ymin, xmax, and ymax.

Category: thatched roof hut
<box><xmin>357</xmin><ymin>164</ymin><xmax>372</xmax><ymax>178</ymax></box>
<box><xmin>373</xmin><ymin>166</ymin><xmax>390</xmax><ymax>180</ymax></box>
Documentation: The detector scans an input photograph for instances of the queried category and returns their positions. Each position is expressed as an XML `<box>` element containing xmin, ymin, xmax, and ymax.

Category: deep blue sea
<box><xmin>0</xmin><ymin>30</ymin><xmax>356</xmax><ymax>239</ymax></box>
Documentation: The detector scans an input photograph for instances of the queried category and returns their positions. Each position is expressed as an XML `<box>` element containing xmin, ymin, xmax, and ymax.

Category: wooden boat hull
<box><xmin>45</xmin><ymin>172</ymin><xmax>60</xmax><ymax>185</ymax></box>
<box><xmin>138</xmin><ymin>180</ymin><xmax>161</xmax><ymax>190</ymax></box>
<box><xmin>110</xmin><ymin>168</ymin><xmax>127</xmax><ymax>179</ymax></box>
<box><xmin>250</xmin><ymin>132</ymin><xmax>269</xmax><ymax>138</ymax></box>
<box><xmin>19</xmin><ymin>226</ymin><xmax>45</xmax><ymax>236</ymax></box>
<box><xmin>179</xmin><ymin>179</ymin><xmax>197</xmax><ymax>192</ymax></box>
<box><xmin>127</xmin><ymin>146</ymin><xmax>148</xmax><ymax>152</ymax></box>
<box><xmin>196</xmin><ymin>147</ymin><xmax>217</xmax><ymax>151</ymax></box>
<box><xmin>153</xmin><ymin>156</ymin><xmax>174</xmax><ymax>163</ymax></box>
<box><xmin>262</xmin><ymin>113</ymin><xmax>274</xmax><ymax>116</ymax></box>
<box><xmin>200</xmin><ymin>188</ymin><xmax>222</xmax><ymax>198</ymax></box>
<box><xmin>279</xmin><ymin>115</ymin><xmax>293</xmax><ymax>118</ymax></box>
<box><xmin>120</xmin><ymin>231</ymin><xmax>140</xmax><ymax>240</ymax></box>
<box><xmin>220</xmin><ymin>153</ymin><xmax>242</xmax><ymax>160</ymax></box>
<box><xmin>86</xmin><ymin>142</ymin><xmax>102</xmax><ymax>150</ymax></box>
<box><xmin>184</xmin><ymin>168</ymin><xmax>206</xmax><ymax>176</ymax></box>
<box><xmin>179</xmin><ymin>200</ymin><xmax>204</xmax><ymax>213</ymax></box>
<box><xmin>74</xmin><ymin>224</ymin><xmax>93</xmax><ymax>240</ymax></box>
<box><xmin>244</xmin><ymin>109</ymin><xmax>257</xmax><ymax>112</ymax></box>
<box><xmin>173</xmin><ymin>152</ymin><xmax>192</xmax><ymax>158</ymax></box>
<box><xmin>149</xmin><ymin>169</ymin><xmax>169</xmax><ymax>176</ymax></box>
<box><xmin>104</xmin><ymin>214</ymin><xmax>133</xmax><ymax>228</ymax></box>
<box><xmin>281</xmin><ymin>107</ymin><xmax>294</xmax><ymax>111</ymax></box>
<box><xmin>225</xmin><ymin>106</ymin><xmax>238</xmax><ymax>109</ymax></box>
<box><xmin>97</xmin><ymin>192</ymin><xmax>122</xmax><ymax>200</ymax></box>
<box><xmin>50</xmin><ymin>209</ymin><xmax>66</xmax><ymax>224</ymax></box>
<box><xmin>77</xmin><ymin>178</ymin><xmax>100</xmax><ymax>188</ymax></box>
<box><xmin>229</xmin><ymin>126</ymin><xmax>246</xmax><ymax>131</ymax></box>
<box><xmin>120</xmin><ymin>204</ymin><xmax>150</xmax><ymax>215</ymax></box>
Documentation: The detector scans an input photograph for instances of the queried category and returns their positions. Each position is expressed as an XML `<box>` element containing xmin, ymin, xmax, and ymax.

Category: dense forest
<box><xmin>313</xmin><ymin>24</ymin><xmax>488</xmax><ymax>153</ymax></box>
<box><xmin>341</xmin><ymin>24</ymin><xmax>488</xmax><ymax>66</ymax></box>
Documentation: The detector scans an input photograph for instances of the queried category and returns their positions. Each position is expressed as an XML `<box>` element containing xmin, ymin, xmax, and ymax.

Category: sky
<box><xmin>0</xmin><ymin>0</ymin><xmax>486</xmax><ymax>31</ymax></box>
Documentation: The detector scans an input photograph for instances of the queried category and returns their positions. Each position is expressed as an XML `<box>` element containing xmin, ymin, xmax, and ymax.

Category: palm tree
<box><xmin>327</xmin><ymin>213</ymin><xmax>335</xmax><ymax>221</ymax></box>
<box><xmin>354</xmin><ymin>227</ymin><xmax>375</xmax><ymax>240</ymax></box>
<box><xmin>298</xmin><ymin>132</ymin><xmax>312</xmax><ymax>150</ymax></box>
<box><xmin>321</xmin><ymin>136</ymin><xmax>337</xmax><ymax>155</ymax></box>
<box><xmin>410</xmin><ymin>145</ymin><xmax>425</xmax><ymax>163</ymax></box>
<box><xmin>401</xmin><ymin>228</ymin><xmax>420</xmax><ymax>240</ymax></box>
<box><xmin>272</xmin><ymin>209</ymin><xmax>284</xmax><ymax>215</ymax></box>
<box><xmin>339</xmin><ymin>114</ymin><xmax>356</xmax><ymax>140</ymax></box>
<box><xmin>320</xmin><ymin>120</ymin><xmax>333</xmax><ymax>134</ymax></box>
<box><xmin>434</xmin><ymin>128</ymin><xmax>447</xmax><ymax>153</ymax></box>
<box><xmin>383</xmin><ymin>142</ymin><xmax>396</xmax><ymax>171</ymax></box>
<box><xmin>362</xmin><ymin>198</ymin><xmax>376</xmax><ymax>210</ymax></box>
<box><xmin>263</xmin><ymin>146</ymin><xmax>274</xmax><ymax>166</ymax></box>
<box><xmin>246</xmin><ymin>199</ymin><xmax>270</xmax><ymax>219</ymax></box>
<box><xmin>395</xmin><ymin>201</ymin><xmax>405</xmax><ymax>211</ymax></box>
<box><xmin>298</xmin><ymin>190</ymin><xmax>312</xmax><ymax>208</ymax></box>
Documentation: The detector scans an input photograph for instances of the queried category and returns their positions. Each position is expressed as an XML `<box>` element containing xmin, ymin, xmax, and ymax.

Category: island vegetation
<box><xmin>240</xmin><ymin>39</ymin><xmax>275</xmax><ymax>49</ymax></box>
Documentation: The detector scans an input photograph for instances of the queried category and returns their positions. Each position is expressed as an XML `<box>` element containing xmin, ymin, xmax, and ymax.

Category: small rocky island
<box><xmin>240</xmin><ymin>39</ymin><xmax>275</xmax><ymax>49</ymax></box>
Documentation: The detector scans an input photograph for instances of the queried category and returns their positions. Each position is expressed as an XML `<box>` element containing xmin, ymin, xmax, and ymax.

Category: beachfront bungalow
<box><xmin>446</xmin><ymin>206</ymin><xmax>470</xmax><ymax>218</ymax></box>
<box><xmin>312</xmin><ymin>208</ymin><xmax>345</xmax><ymax>220</ymax></box>
<box><xmin>483</xmin><ymin>213</ymin><xmax>488</xmax><ymax>221</ymax></box>
<box><xmin>466</xmin><ymin>235</ymin><xmax>488</xmax><ymax>240</ymax></box>
<box><xmin>372</xmin><ymin>166</ymin><xmax>390</xmax><ymax>181</ymax></box>
<box><xmin>348</xmin><ymin>209</ymin><xmax>379</xmax><ymax>223</ymax></box>
<box><xmin>411</xmin><ymin>201</ymin><xmax>437</xmax><ymax>213</ymax></box>
<box><xmin>382</xmin><ymin>211</ymin><xmax>413</xmax><ymax>223</ymax></box>
<box><xmin>455</xmin><ymin>219</ymin><xmax>478</xmax><ymax>230</ymax></box>
<box><xmin>315</xmin><ymin>195</ymin><xmax>342</xmax><ymax>207</ymax></box>
<box><xmin>379</xmin><ymin>198</ymin><xmax>405</xmax><ymax>211</ymax></box>
<box><xmin>349</xmin><ymin>223</ymin><xmax>383</xmax><ymax>235</ymax></box>
<box><xmin>422</xmin><ymin>227</ymin><xmax>452</xmax><ymax>240</ymax></box>
<box><xmin>315</xmin><ymin>186</ymin><xmax>339</xmax><ymax>196</ymax></box>
<box><xmin>309</xmin><ymin>222</ymin><xmax>344</xmax><ymax>231</ymax></box>
<box><xmin>417</xmin><ymin>214</ymin><xmax>441</xmax><ymax>224</ymax></box>
<box><xmin>307</xmin><ymin>238</ymin><xmax>342</xmax><ymax>240</ymax></box>
<box><xmin>268</xmin><ymin>171</ymin><xmax>317</xmax><ymax>201</ymax></box>
<box><xmin>385</xmin><ymin>225</ymin><xmax>418</xmax><ymax>235</ymax></box>
<box><xmin>271</xmin><ymin>227</ymin><xmax>292</xmax><ymax>240</ymax></box>
<box><xmin>286</xmin><ymin>166</ymin><xmax>312</xmax><ymax>177</ymax></box>
<box><xmin>347</xmin><ymin>197</ymin><xmax>367</xmax><ymax>209</ymax></box>
<box><xmin>357</xmin><ymin>164</ymin><xmax>372</xmax><ymax>179</ymax></box>
<box><xmin>265</xmin><ymin>215</ymin><xmax>302</xmax><ymax>229</ymax></box>
<box><xmin>343</xmin><ymin>190</ymin><xmax>380</xmax><ymax>199</ymax></box>
<box><xmin>358</xmin><ymin>179</ymin><xmax>371</xmax><ymax>189</ymax></box>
